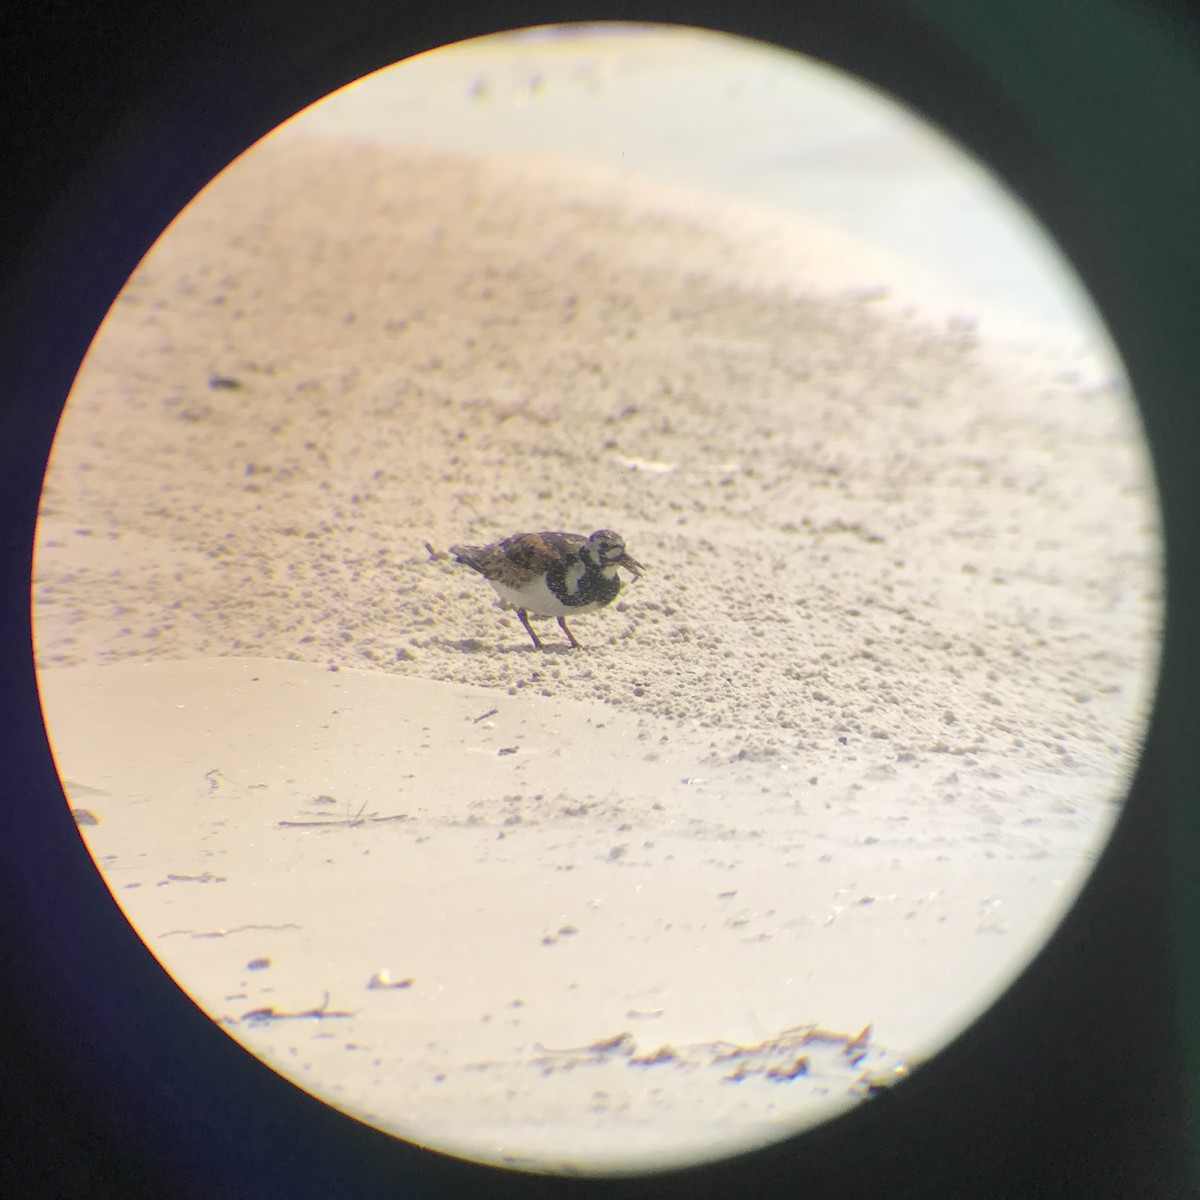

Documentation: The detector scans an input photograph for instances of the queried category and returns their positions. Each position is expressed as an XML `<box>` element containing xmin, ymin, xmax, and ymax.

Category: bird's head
<box><xmin>586</xmin><ymin>529</ymin><xmax>645</xmax><ymax>579</ymax></box>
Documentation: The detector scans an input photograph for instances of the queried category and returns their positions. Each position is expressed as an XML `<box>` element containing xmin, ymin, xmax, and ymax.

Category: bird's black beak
<box><xmin>618</xmin><ymin>553</ymin><xmax>646</xmax><ymax>580</ymax></box>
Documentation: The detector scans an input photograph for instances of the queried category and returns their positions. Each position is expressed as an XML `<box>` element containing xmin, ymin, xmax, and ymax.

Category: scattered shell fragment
<box><xmin>367</xmin><ymin>969</ymin><xmax>414</xmax><ymax>990</ymax></box>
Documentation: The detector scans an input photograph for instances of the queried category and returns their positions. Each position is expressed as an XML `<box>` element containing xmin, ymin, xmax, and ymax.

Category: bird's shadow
<box><xmin>445</xmin><ymin>637</ymin><xmax>578</xmax><ymax>656</ymax></box>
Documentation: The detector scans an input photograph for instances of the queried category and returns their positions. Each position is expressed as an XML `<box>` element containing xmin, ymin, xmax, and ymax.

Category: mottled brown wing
<box><xmin>451</xmin><ymin>532</ymin><xmax>576</xmax><ymax>588</ymax></box>
<box><xmin>500</xmin><ymin>531</ymin><xmax>586</xmax><ymax>573</ymax></box>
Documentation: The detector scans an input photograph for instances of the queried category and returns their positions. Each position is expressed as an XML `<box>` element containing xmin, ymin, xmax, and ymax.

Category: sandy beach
<box><xmin>32</xmin><ymin>33</ymin><xmax>1161</xmax><ymax>1175</ymax></box>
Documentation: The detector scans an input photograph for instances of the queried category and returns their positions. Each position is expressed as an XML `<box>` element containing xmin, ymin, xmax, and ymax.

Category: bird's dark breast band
<box><xmin>545</xmin><ymin>558</ymin><xmax>620</xmax><ymax>608</ymax></box>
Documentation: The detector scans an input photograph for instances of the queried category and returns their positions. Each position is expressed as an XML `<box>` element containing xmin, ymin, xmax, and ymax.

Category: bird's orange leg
<box><xmin>517</xmin><ymin>608</ymin><xmax>543</xmax><ymax>650</ymax></box>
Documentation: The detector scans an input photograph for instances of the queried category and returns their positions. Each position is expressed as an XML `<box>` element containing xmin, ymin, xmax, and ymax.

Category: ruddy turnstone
<box><xmin>450</xmin><ymin>529</ymin><xmax>645</xmax><ymax>650</ymax></box>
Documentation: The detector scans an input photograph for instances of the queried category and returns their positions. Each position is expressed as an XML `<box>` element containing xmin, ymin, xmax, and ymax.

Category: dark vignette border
<box><xmin>1</xmin><ymin>2</ymin><xmax>1197</xmax><ymax>1197</ymax></box>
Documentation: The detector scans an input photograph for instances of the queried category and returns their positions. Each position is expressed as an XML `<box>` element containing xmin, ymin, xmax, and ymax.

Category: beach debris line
<box><xmin>529</xmin><ymin>1021</ymin><xmax>902</xmax><ymax>1089</ymax></box>
<box><xmin>533</xmin><ymin>1032</ymin><xmax>635</xmax><ymax>1066</ymax></box>
<box><xmin>717</xmin><ymin>1023</ymin><xmax>871</xmax><ymax>1084</ymax></box>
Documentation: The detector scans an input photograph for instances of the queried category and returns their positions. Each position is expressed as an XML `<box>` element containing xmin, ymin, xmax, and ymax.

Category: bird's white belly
<box><xmin>487</xmin><ymin>569</ymin><xmax>609</xmax><ymax>617</ymax></box>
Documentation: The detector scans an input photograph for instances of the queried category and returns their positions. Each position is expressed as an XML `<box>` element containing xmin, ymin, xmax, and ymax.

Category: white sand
<box><xmin>33</xmin><ymin>129</ymin><xmax>1160</xmax><ymax>1174</ymax></box>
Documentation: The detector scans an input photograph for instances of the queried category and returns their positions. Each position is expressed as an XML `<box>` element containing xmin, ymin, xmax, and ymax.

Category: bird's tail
<box><xmin>448</xmin><ymin>545</ymin><xmax>484</xmax><ymax>570</ymax></box>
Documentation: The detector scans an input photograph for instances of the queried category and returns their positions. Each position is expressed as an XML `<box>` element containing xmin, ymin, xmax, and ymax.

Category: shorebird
<box><xmin>449</xmin><ymin>529</ymin><xmax>645</xmax><ymax>650</ymax></box>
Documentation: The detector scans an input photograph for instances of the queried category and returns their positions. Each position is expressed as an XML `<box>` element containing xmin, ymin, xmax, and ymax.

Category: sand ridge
<box><xmin>36</xmin><ymin>137</ymin><xmax>1157</xmax><ymax>773</ymax></box>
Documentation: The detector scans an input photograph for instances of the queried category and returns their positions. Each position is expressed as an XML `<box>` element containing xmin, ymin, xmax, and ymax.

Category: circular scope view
<box><xmin>34</xmin><ymin>23</ymin><xmax>1161</xmax><ymax>1176</ymax></box>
